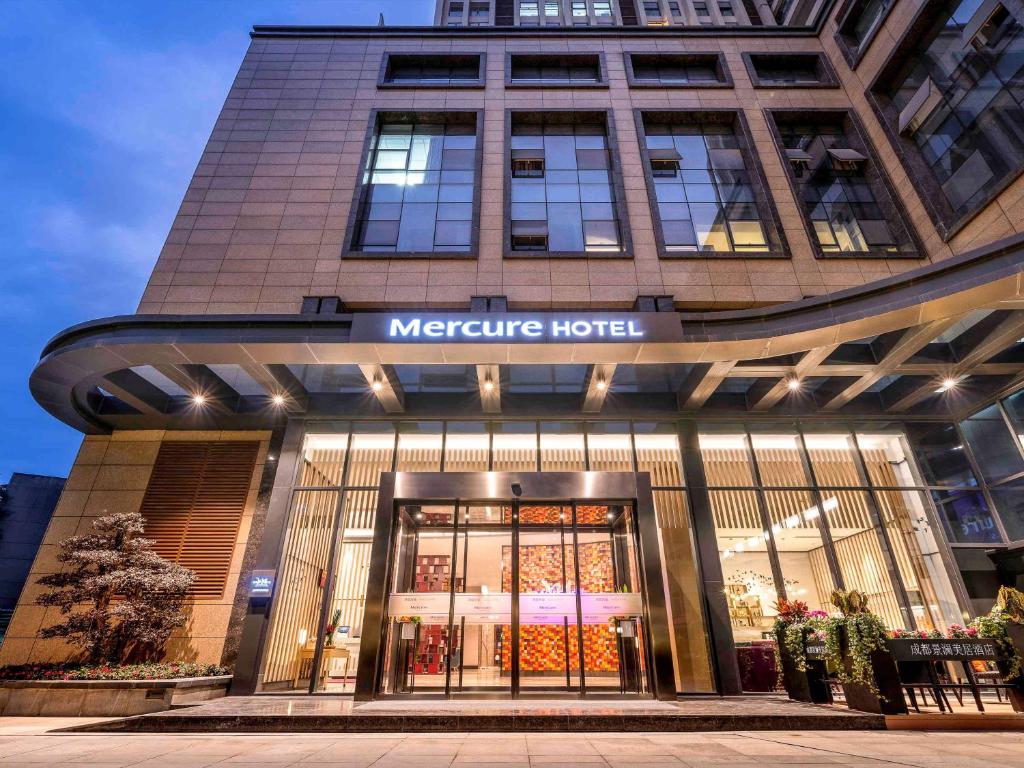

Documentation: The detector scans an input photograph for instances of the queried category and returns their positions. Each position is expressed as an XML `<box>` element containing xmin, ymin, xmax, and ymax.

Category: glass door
<box><xmin>449</xmin><ymin>504</ymin><xmax>513</xmax><ymax>694</ymax></box>
<box><xmin>379</xmin><ymin>498</ymin><xmax>651</xmax><ymax>697</ymax></box>
<box><xmin>516</xmin><ymin>504</ymin><xmax>581</xmax><ymax>694</ymax></box>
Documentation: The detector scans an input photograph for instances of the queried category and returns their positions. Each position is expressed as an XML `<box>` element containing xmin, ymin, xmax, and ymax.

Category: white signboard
<box><xmin>387</xmin><ymin>591</ymin><xmax>643</xmax><ymax>626</ymax></box>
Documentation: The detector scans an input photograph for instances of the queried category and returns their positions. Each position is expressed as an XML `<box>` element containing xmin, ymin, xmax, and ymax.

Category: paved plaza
<box><xmin>0</xmin><ymin>723</ymin><xmax>1021</xmax><ymax>768</ymax></box>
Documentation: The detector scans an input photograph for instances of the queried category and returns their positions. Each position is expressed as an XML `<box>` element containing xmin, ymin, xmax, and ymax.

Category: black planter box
<box><xmin>835</xmin><ymin>630</ymin><xmax>907</xmax><ymax>715</ymax></box>
<box><xmin>780</xmin><ymin>639</ymin><xmax>832</xmax><ymax>704</ymax></box>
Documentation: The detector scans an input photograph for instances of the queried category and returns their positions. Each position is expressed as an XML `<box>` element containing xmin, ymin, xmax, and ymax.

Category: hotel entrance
<box><xmin>355</xmin><ymin>472</ymin><xmax>676</xmax><ymax>700</ymax></box>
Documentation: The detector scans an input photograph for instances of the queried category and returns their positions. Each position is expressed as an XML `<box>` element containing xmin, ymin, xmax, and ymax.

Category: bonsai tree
<box><xmin>36</xmin><ymin>512</ymin><xmax>195</xmax><ymax>664</ymax></box>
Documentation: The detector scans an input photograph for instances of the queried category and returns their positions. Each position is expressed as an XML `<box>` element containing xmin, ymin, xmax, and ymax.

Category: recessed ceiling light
<box><xmin>192</xmin><ymin>394</ymin><xmax>206</xmax><ymax>406</ymax></box>
<box><xmin>596</xmin><ymin>378</ymin><xmax>607</xmax><ymax>391</ymax></box>
<box><xmin>787</xmin><ymin>378</ymin><xmax>801</xmax><ymax>391</ymax></box>
<box><xmin>371</xmin><ymin>379</ymin><xmax>383</xmax><ymax>392</ymax></box>
<box><xmin>483</xmin><ymin>379</ymin><xmax>495</xmax><ymax>392</ymax></box>
<box><xmin>937</xmin><ymin>377</ymin><xmax>959</xmax><ymax>392</ymax></box>
<box><xmin>271</xmin><ymin>394</ymin><xmax>286</xmax><ymax>406</ymax></box>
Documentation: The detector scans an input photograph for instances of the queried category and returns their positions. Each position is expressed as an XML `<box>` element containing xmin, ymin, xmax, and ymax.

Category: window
<box><xmin>745</xmin><ymin>53</ymin><xmax>837</xmax><ymax>87</ymax></box>
<box><xmin>668</xmin><ymin>1</ymin><xmax>683</xmax><ymax>14</ymax></box>
<box><xmin>349</xmin><ymin>114</ymin><xmax>478</xmax><ymax>254</ymax></box>
<box><xmin>593</xmin><ymin>0</ymin><xmax>613</xmax><ymax>15</ymax></box>
<box><xmin>835</xmin><ymin>0</ymin><xmax>894</xmax><ymax>61</ymax></box>
<box><xmin>628</xmin><ymin>53</ymin><xmax>730</xmax><ymax>86</ymax></box>
<box><xmin>512</xmin><ymin>154</ymin><xmax>545</xmax><ymax>177</ymax></box>
<box><xmin>449</xmin><ymin>1</ymin><xmax>464</xmax><ymax>15</ymax></box>
<box><xmin>719</xmin><ymin>0</ymin><xmax>735</xmax><ymax>15</ymax></box>
<box><xmin>509</xmin><ymin>113</ymin><xmax>624</xmax><ymax>254</ymax></box>
<box><xmin>572</xmin><ymin>0</ymin><xmax>588</xmax><ymax>16</ymax></box>
<box><xmin>645</xmin><ymin>0</ymin><xmax>663</xmax><ymax>15</ymax></box>
<box><xmin>770</xmin><ymin>110</ymin><xmax>919</xmax><ymax>257</ymax></box>
<box><xmin>520</xmin><ymin>0</ymin><xmax>540</xmax><ymax>21</ymax></box>
<box><xmin>381</xmin><ymin>54</ymin><xmax>483</xmax><ymax>86</ymax></box>
<box><xmin>545</xmin><ymin>0</ymin><xmax>561</xmax><ymax>15</ymax></box>
<box><xmin>469</xmin><ymin>1</ymin><xmax>489</xmax><ymax>16</ymax></box>
<box><xmin>641</xmin><ymin>113</ymin><xmax>775</xmax><ymax>254</ymax></box>
<box><xmin>694</xmin><ymin>1</ymin><xmax>710</xmax><ymax>17</ymax></box>
<box><xmin>873</xmin><ymin>0</ymin><xmax>1024</xmax><ymax>232</ymax></box>
<box><xmin>508</xmin><ymin>53</ymin><xmax>603</xmax><ymax>85</ymax></box>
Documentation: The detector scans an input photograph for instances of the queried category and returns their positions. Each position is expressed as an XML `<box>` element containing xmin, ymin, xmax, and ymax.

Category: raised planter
<box><xmin>836</xmin><ymin>634</ymin><xmax>907</xmax><ymax>716</ymax></box>
<box><xmin>1001</xmin><ymin>623</ymin><xmax>1024</xmax><ymax>712</ymax></box>
<box><xmin>0</xmin><ymin>675</ymin><xmax>231</xmax><ymax>717</ymax></box>
<box><xmin>786</xmin><ymin>640</ymin><xmax>832</xmax><ymax>704</ymax></box>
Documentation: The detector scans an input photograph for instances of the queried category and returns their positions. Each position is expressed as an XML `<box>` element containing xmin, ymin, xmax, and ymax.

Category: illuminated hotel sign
<box><xmin>351</xmin><ymin>312</ymin><xmax>684</xmax><ymax>344</ymax></box>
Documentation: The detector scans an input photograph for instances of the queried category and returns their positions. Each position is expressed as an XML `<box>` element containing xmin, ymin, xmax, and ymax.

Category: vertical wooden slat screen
<box><xmin>540</xmin><ymin>435</ymin><xmax>586</xmax><ymax>471</ymax></box>
<box><xmin>139</xmin><ymin>441</ymin><xmax>259</xmax><ymax>599</ymax></box>
<box><xmin>636</xmin><ymin>436</ymin><xmax>683</xmax><ymax>486</ymax></box>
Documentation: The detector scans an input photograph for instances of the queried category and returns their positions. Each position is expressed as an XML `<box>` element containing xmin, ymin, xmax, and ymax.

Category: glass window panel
<box><xmin>960</xmin><ymin>404</ymin><xmax>1024</xmax><ymax>483</ymax></box>
<box><xmin>257</xmin><ymin>489</ymin><xmax>341</xmax><ymax>692</ymax></box>
<box><xmin>803</xmin><ymin>432</ymin><xmax>863</xmax><ymax>486</ymax></box>
<box><xmin>904</xmin><ymin>422</ymin><xmax>978</xmax><ymax>487</ymax></box>
<box><xmin>492</xmin><ymin>422</ymin><xmax>537</xmax><ymax>471</ymax></box>
<box><xmin>540</xmin><ymin>423</ymin><xmax>586</xmax><ymax>470</ymax></box>
<box><xmin>821</xmin><ymin>490</ymin><xmax>908</xmax><ymax>629</ymax></box>
<box><xmin>712</xmin><ymin>489</ymin><xmax>779</xmax><ymax>692</ymax></box>
<box><xmin>586</xmin><ymin>422</ymin><xmax>633</xmax><ymax>471</ymax></box>
<box><xmin>931</xmin><ymin>489</ymin><xmax>1002</xmax><ymax>544</ymax></box>
<box><xmin>699</xmin><ymin>432</ymin><xmax>754</xmax><ymax>486</ymax></box>
<box><xmin>297</xmin><ymin>433</ymin><xmax>349</xmax><ymax>487</ymax></box>
<box><xmin>750</xmin><ymin>432</ymin><xmax>810</xmax><ymax>487</ymax></box>
<box><xmin>763</xmin><ymin>490</ymin><xmax>835</xmax><ymax>615</ymax></box>
<box><xmin>444</xmin><ymin>422</ymin><xmax>490</xmax><ymax>471</ymax></box>
<box><xmin>396</xmin><ymin>423</ymin><xmax>443</xmax><ymax>471</ymax></box>
<box><xmin>434</xmin><ymin>220</ymin><xmax>471</xmax><ymax>247</ymax></box>
<box><xmin>873</xmin><ymin>487</ymin><xmax>966</xmax><ymax>631</ymax></box>
<box><xmin>991</xmin><ymin>486</ymin><xmax>1024</xmax><ymax>542</ymax></box>
<box><xmin>347</xmin><ymin>425</ymin><xmax>396</xmax><ymax>486</ymax></box>
<box><xmin>635</xmin><ymin>424</ymin><xmax>683</xmax><ymax>486</ymax></box>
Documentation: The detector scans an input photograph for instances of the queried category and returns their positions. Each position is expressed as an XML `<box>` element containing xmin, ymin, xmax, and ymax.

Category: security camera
<box><xmin>510</xmin><ymin>482</ymin><xmax>523</xmax><ymax>497</ymax></box>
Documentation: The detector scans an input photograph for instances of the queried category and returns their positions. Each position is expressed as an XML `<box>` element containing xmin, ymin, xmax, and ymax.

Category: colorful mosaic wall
<box><xmin>499</xmin><ymin>541</ymin><xmax>619</xmax><ymax>674</ymax></box>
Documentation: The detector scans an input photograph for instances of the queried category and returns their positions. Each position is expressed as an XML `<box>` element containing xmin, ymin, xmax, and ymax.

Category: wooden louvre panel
<box><xmin>139</xmin><ymin>441</ymin><xmax>260</xmax><ymax>598</ymax></box>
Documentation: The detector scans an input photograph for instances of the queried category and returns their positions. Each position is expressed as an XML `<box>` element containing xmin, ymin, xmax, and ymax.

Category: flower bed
<box><xmin>0</xmin><ymin>663</ymin><xmax>231</xmax><ymax>717</ymax></box>
<box><xmin>0</xmin><ymin>662</ymin><xmax>227</xmax><ymax>682</ymax></box>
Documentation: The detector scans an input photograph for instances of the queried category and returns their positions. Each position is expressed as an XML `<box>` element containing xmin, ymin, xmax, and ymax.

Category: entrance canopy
<box><xmin>31</xmin><ymin>234</ymin><xmax>1024</xmax><ymax>433</ymax></box>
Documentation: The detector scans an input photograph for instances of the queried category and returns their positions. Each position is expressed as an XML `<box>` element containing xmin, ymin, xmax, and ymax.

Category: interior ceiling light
<box><xmin>371</xmin><ymin>379</ymin><xmax>383</xmax><ymax>392</ymax></box>
<box><xmin>271</xmin><ymin>394</ymin><xmax>286</xmax><ymax>406</ymax></box>
<box><xmin>483</xmin><ymin>379</ymin><xmax>495</xmax><ymax>392</ymax></box>
<box><xmin>595</xmin><ymin>378</ymin><xmax>607</xmax><ymax>391</ymax></box>
<box><xmin>787</xmin><ymin>377</ymin><xmax>801</xmax><ymax>391</ymax></box>
<box><xmin>192</xmin><ymin>394</ymin><xmax>206</xmax><ymax>406</ymax></box>
<box><xmin>936</xmin><ymin>376</ymin><xmax>960</xmax><ymax>393</ymax></box>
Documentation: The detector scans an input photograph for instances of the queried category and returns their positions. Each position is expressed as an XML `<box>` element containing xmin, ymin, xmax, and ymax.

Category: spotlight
<box><xmin>271</xmin><ymin>394</ymin><xmax>286</xmax><ymax>406</ymax></box>
<box><xmin>596</xmin><ymin>378</ymin><xmax>607</xmax><ymax>391</ymax></box>
<box><xmin>936</xmin><ymin>377</ymin><xmax>959</xmax><ymax>393</ymax></box>
<box><xmin>786</xmin><ymin>378</ymin><xmax>801</xmax><ymax>391</ymax></box>
<box><xmin>371</xmin><ymin>379</ymin><xmax>383</xmax><ymax>392</ymax></box>
<box><xmin>484</xmin><ymin>379</ymin><xmax>495</xmax><ymax>393</ymax></box>
<box><xmin>192</xmin><ymin>394</ymin><xmax>206</xmax><ymax>406</ymax></box>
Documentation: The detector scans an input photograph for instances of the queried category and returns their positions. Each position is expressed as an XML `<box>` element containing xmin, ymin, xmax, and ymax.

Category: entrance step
<box><xmin>61</xmin><ymin>695</ymin><xmax>885</xmax><ymax>732</ymax></box>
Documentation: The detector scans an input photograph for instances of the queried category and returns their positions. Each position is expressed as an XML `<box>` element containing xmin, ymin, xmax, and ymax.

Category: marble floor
<box><xmin>0</xmin><ymin>724</ymin><xmax>1021</xmax><ymax>767</ymax></box>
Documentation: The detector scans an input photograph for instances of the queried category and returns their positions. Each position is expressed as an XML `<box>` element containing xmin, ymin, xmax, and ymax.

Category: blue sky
<box><xmin>0</xmin><ymin>1</ymin><xmax>432</xmax><ymax>481</ymax></box>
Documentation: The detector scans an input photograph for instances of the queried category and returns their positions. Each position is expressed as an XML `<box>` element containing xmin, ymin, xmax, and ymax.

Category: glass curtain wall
<box><xmin>258</xmin><ymin>419</ymin><xmax>713</xmax><ymax>694</ymax></box>
<box><xmin>700</xmin><ymin>423</ymin><xmax>964</xmax><ymax>692</ymax></box>
<box><xmin>258</xmin><ymin>417</ymin><xmax>970</xmax><ymax>695</ymax></box>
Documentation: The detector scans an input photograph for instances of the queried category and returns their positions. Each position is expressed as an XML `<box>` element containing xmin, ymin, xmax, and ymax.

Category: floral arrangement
<box><xmin>325</xmin><ymin>608</ymin><xmax>342</xmax><ymax>647</ymax></box>
<box><xmin>970</xmin><ymin>586</ymin><xmax>1024</xmax><ymax>681</ymax></box>
<box><xmin>821</xmin><ymin>589</ymin><xmax>890</xmax><ymax>695</ymax></box>
<box><xmin>890</xmin><ymin>625</ymin><xmax>979</xmax><ymax>640</ymax></box>
<box><xmin>772</xmin><ymin>598</ymin><xmax>828</xmax><ymax>679</ymax></box>
<box><xmin>0</xmin><ymin>662</ymin><xmax>228</xmax><ymax>681</ymax></box>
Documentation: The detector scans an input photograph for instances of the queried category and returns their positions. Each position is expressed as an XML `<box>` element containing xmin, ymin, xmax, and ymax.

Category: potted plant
<box><xmin>772</xmin><ymin>598</ymin><xmax>831</xmax><ymax>703</ymax></box>
<box><xmin>973</xmin><ymin>585</ymin><xmax>1024</xmax><ymax>711</ymax></box>
<box><xmin>823</xmin><ymin>589</ymin><xmax>907</xmax><ymax>715</ymax></box>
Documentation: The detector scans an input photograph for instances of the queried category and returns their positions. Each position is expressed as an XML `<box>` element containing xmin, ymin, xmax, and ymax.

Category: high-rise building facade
<box><xmin>6</xmin><ymin>0</ymin><xmax>1024</xmax><ymax>699</ymax></box>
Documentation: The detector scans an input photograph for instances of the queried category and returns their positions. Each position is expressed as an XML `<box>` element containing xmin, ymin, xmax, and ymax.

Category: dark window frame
<box><xmin>624</xmin><ymin>52</ymin><xmax>733</xmax><ymax>89</ymax></box>
<box><xmin>634</xmin><ymin>109</ymin><xmax>790</xmax><ymax>260</ymax></box>
<box><xmin>832</xmin><ymin>0</ymin><xmax>899</xmax><ymax>69</ymax></box>
<box><xmin>341</xmin><ymin>109</ymin><xmax>484</xmax><ymax>260</ymax></box>
<box><xmin>764</xmin><ymin>107</ymin><xmax>925</xmax><ymax>260</ymax></box>
<box><xmin>741</xmin><ymin>52</ymin><xmax>841</xmax><ymax>89</ymax></box>
<box><xmin>864</xmin><ymin>0</ymin><xmax>1024</xmax><ymax>241</ymax></box>
<box><xmin>505</xmin><ymin>52</ymin><xmax>609</xmax><ymax>88</ymax></box>
<box><xmin>378</xmin><ymin>51</ymin><xmax>486</xmax><ymax>89</ymax></box>
<box><xmin>504</xmin><ymin>108</ymin><xmax>634</xmax><ymax>260</ymax></box>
